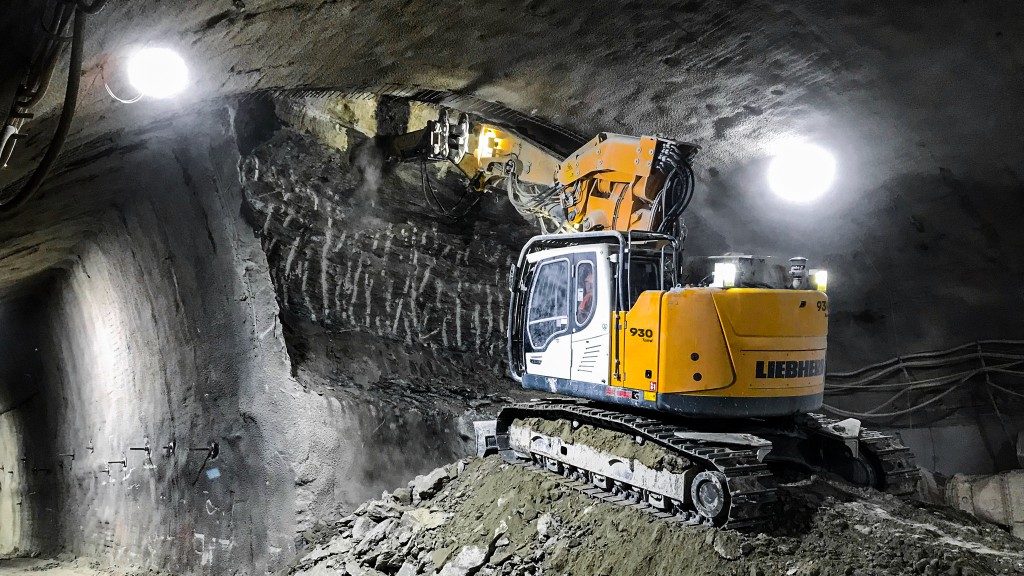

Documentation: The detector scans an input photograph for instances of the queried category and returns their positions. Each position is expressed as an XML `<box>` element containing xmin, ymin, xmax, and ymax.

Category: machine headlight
<box><xmin>474</xmin><ymin>127</ymin><xmax>504</xmax><ymax>161</ymax></box>
<box><xmin>813</xmin><ymin>269</ymin><xmax>828</xmax><ymax>292</ymax></box>
<box><xmin>712</xmin><ymin>263</ymin><xmax>737</xmax><ymax>288</ymax></box>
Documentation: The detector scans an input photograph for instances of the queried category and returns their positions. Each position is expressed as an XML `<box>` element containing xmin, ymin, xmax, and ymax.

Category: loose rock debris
<box><xmin>288</xmin><ymin>457</ymin><xmax>1024</xmax><ymax>576</ymax></box>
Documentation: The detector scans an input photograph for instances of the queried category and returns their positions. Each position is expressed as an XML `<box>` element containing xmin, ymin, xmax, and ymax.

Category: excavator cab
<box><xmin>508</xmin><ymin>231</ymin><xmax>674</xmax><ymax>387</ymax></box>
<box><xmin>508</xmin><ymin>231</ymin><xmax>829</xmax><ymax>419</ymax></box>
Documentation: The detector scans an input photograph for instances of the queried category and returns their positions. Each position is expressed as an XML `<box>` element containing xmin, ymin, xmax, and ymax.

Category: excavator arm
<box><xmin>385</xmin><ymin>110</ymin><xmax>697</xmax><ymax>235</ymax></box>
<box><xmin>554</xmin><ymin>132</ymin><xmax>696</xmax><ymax>234</ymax></box>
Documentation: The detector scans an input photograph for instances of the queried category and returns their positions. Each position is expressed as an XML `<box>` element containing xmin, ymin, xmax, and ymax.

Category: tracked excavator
<box><xmin>387</xmin><ymin>109</ymin><xmax>919</xmax><ymax>530</ymax></box>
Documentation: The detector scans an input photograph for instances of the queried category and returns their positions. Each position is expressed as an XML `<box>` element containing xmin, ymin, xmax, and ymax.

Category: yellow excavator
<box><xmin>387</xmin><ymin>110</ymin><xmax>918</xmax><ymax>530</ymax></box>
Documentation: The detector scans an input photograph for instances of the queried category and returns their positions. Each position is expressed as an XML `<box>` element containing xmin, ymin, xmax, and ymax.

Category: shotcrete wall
<box><xmin>0</xmin><ymin>104</ymin><xmax>492</xmax><ymax>573</ymax></box>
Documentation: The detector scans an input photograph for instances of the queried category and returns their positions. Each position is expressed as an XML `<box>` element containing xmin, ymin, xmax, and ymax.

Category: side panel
<box><xmin>659</xmin><ymin>289</ymin><xmax>737</xmax><ymax>393</ymax></box>
<box><xmin>712</xmin><ymin>289</ymin><xmax>828</xmax><ymax>392</ymax></box>
<box><xmin>655</xmin><ymin>287</ymin><xmax>826</xmax><ymax>414</ymax></box>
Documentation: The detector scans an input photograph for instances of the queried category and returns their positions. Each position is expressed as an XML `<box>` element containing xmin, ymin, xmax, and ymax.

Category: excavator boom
<box><xmin>555</xmin><ymin>133</ymin><xmax>696</xmax><ymax>234</ymax></box>
<box><xmin>386</xmin><ymin>110</ymin><xmax>696</xmax><ymax>235</ymax></box>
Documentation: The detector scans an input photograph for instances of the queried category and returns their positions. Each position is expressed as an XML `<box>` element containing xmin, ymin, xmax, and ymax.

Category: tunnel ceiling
<box><xmin>2</xmin><ymin>1</ymin><xmax>1023</xmax><ymax>202</ymax></box>
<box><xmin>0</xmin><ymin>1</ymin><xmax>1022</xmax><ymax>302</ymax></box>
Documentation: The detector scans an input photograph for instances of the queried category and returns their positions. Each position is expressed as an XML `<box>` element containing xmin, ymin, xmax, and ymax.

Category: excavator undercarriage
<box><xmin>476</xmin><ymin>399</ymin><xmax>918</xmax><ymax>530</ymax></box>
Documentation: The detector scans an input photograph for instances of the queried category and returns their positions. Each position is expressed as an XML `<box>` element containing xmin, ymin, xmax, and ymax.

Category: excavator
<box><xmin>385</xmin><ymin>108</ymin><xmax>919</xmax><ymax>530</ymax></box>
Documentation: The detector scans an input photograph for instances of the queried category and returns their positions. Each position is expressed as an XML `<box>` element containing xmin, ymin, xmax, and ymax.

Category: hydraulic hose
<box><xmin>0</xmin><ymin>5</ymin><xmax>86</xmax><ymax>212</ymax></box>
<box><xmin>17</xmin><ymin>2</ymin><xmax>77</xmax><ymax>108</ymax></box>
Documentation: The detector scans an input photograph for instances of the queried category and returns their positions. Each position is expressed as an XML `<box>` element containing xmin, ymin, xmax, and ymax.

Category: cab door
<box><xmin>524</xmin><ymin>257</ymin><xmax>572</xmax><ymax>380</ymax></box>
<box><xmin>570</xmin><ymin>251</ymin><xmax>611</xmax><ymax>385</ymax></box>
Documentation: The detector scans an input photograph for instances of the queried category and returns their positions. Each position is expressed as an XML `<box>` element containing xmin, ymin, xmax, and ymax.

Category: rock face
<box><xmin>290</xmin><ymin>457</ymin><xmax>1024</xmax><ymax>576</ymax></box>
<box><xmin>238</xmin><ymin>112</ymin><xmax>533</xmax><ymax>399</ymax></box>
<box><xmin>0</xmin><ymin>105</ymin><xmax>306</xmax><ymax>574</ymax></box>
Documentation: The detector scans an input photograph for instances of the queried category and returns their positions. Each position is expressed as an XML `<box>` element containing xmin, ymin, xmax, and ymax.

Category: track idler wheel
<box><xmin>825</xmin><ymin>449</ymin><xmax>881</xmax><ymax>489</ymax></box>
<box><xmin>691</xmin><ymin>471</ymin><xmax>730</xmax><ymax>525</ymax></box>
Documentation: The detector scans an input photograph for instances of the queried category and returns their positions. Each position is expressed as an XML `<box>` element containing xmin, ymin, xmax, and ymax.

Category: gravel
<box><xmin>288</xmin><ymin>457</ymin><xmax>1024</xmax><ymax>576</ymax></box>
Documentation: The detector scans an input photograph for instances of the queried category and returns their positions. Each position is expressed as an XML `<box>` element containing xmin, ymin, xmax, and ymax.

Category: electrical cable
<box><xmin>648</xmin><ymin>141</ymin><xmax>695</xmax><ymax>237</ymax></box>
<box><xmin>1</xmin><ymin>0</ymin><xmax>111</xmax><ymax>211</ymax></box>
<box><xmin>822</xmin><ymin>340</ymin><xmax>1024</xmax><ymax>422</ymax></box>
<box><xmin>842</xmin><ymin>366</ymin><xmax>1009</xmax><ymax>413</ymax></box>
<box><xmin>823</xmin><ymin>381</ymin><xmax>967</xmax><ymax>419</ymax></box>
<box><xmin>826</xmin><ymin>339</ymin><xmax>1024</xmax><ymax>378</ymax></box>
<box><xmin>826</xmin><ymin>358</ymin><xmax>1024</xmax><ymax>392</ymax></box>
<box><xmin>15</xmin><ymin>2</ymin><xmax>76</xmax><ymax>109</ymax></box>
<box><xmin>103</xmin><ymin>81</ymin><xmax>143</xmax><ymax>104</ymax></box>
<box><xmin>825</xmin><ymin>351</ymin><xmax>1024</xmax><ymax>389</ymax></box>
<box><xmin>988</xmin><ymin>382</ymin><xmax>1024</xmax><ymax>399</ymax></box>
<box><xmin>1</xmin><ymin>3</ymin><xmax>86</xmax><ymax>212</ymax></box>
<box><xmin>419</xmin><ymin>159</ymin><xmax>483</xmax><ymax>221</ymax></box>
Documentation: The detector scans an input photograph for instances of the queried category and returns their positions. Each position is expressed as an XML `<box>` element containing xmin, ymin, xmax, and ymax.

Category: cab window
<box><xmin>575</xmin><ymin>260</ymin><xmax>596</xmax><ymax>326</ymax></box>
<box><xmin>527</xmin><ymin>258</ymin><xmax>569</xmax><ymax>350</ymax></box>
<box><xmin>628</xmin><ymin>257</ymin><xmax>662</xmax><ymax>308</ymax></box>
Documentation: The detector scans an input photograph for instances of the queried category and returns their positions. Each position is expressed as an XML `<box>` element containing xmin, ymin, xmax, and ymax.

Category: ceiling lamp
<box><xmin>125</xmin><ymin>47</ymin><xmax>189</xmax><ymax>100</ymax></box>
<box><xmin>767</xmin><ymin>142</ymin><xmax>836</xmax><ymax>203</ymax></box>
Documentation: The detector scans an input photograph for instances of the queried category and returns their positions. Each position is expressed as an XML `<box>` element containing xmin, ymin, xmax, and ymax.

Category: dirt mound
<box><xmin>288</xmin><ymin>457</ymin><xmax>1024</xmax><ymax>576</ymax></box>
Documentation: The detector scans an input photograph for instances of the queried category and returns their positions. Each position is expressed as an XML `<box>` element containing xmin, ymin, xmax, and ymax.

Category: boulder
<box><xmin>438</xmin><ymin>545</ymin><xmax>489</xmax><ymax>576</ymax></box>
<box><xmin>352</xmin><ymin>516</ymin><xmax>378</xmax><ymax>541</ymax></box>
<box><xmin>396</xmin><ymin>562</ymin><xmax>419</xmax><ymax>576</ymax></box>
<box><xmin>356</xmin><ymin>518</ymin><xmax>399</xmax><ymax>555</ymax></box>
<box><xmin>393</xmin><ymin>487</ymin><xmax>413</xmax><ymax>505</ymax></box>
<box><xmin>401</xmin><ymin>507</ymin><xmax>451</xmax><ymax>532</ymax></box>
<box><xmin>411</xmin><ymin>467</ymin><xmax>451</xmax><ymax>503</ymax></box>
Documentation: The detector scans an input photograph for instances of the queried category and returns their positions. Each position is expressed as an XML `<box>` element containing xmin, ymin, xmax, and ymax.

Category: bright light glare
<box><xmin>767</xmin><ymin>142</ymin><xmax>836</xmax><ymax>203</ymax></box>
<box><xmin>813</xmin><ymin>270</ymin><xmax>828</xmax><ymax>292</ymax></box>
<box><xmin>127</xmin><ymin>47</ymin><xmax>189</xmax><ymax>99</ymax></box>
<box><xmin>712</xmin><ymin>263</ymin><xmax>737</xmax><ymax>288</ymax></box>
<box><xmin>475</xmin><ymin>127</ymin><xmax>503</xmax><ymax>160</ymax></box>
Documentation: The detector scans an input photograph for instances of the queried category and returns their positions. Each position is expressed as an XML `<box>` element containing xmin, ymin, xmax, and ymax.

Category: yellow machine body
<box><xmin>391</xmin><ymin>114</ymin><xmax>920</xmax><ymax>514</ymax></box>
<box><xmin>393</xmin><ymin>116</ymin><xmax>828</xmax><ymax>417</ymax></box>
<box><xmin>610</xmin><ymin>288</ymin><xmax>827</xmax><ymax>417</ymax></box>
<box><xmin>556</xmin><ymin>133</ymin><xmax>663</xmax><ymax>232</ymax></box>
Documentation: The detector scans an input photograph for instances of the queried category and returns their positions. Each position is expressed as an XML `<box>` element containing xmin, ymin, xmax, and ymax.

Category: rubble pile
<box><xmin>289</xmin><ymin>457</ymin><xmax>1024</xmax><ymax>576</ymax></box>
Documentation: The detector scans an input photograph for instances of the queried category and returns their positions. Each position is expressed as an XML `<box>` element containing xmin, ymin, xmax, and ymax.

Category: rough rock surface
<box><xmin>1</xmin><ymin>2</ymin><xmax>1023</xmax><ymax>568</ymax></box>
<box><xmin>289</xmin><ymin>457</ymin><xmax>1024</xmax><ymax>576</ymax></box>
<box><xmin>239</xmin><ymin>119</ymin><xmax>533</xmax><ymax>398</ymax></box>
<box><xmin>0</xmin><ymin>105</ymin><xmax>532</xmax><ymax>574</ymax></box>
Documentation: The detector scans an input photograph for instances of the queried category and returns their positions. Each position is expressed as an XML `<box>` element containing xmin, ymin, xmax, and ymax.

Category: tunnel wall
<box><xmin>0</xmin><ymin>298</ymin><xmax>50</xmax><ymax>554</ymax></box>
<box><xmin>0</xmin><ymin>104</ymin><xmax>487</xmax><ymax>573</ymax></box>
<box><xmin>236</xmin><ymin>95</ymin><xmax>532</xmax><ymax>398</ymax></box>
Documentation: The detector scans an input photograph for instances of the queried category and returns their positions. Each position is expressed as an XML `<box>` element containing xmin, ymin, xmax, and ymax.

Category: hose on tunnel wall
<box><xmin>0</xmin><ymin>1</ymin><xmax>108</xmax><ymax>213</ymax></box>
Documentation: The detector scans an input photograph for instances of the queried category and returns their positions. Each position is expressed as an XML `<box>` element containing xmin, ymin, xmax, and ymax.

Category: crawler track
<box><xmin>494</xmin><ymin>399</ymin><xmax>778</xmax><ymax>530</ymax></box>
<box><xmin>485</xmin><ymin>399</ymin><xmax>921</xmax><ymax>532</ymax></box>
<box><xmin>802</xmin><ymin>413</ymin><xmax>920</xmax><ymax>496</ymax></box>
